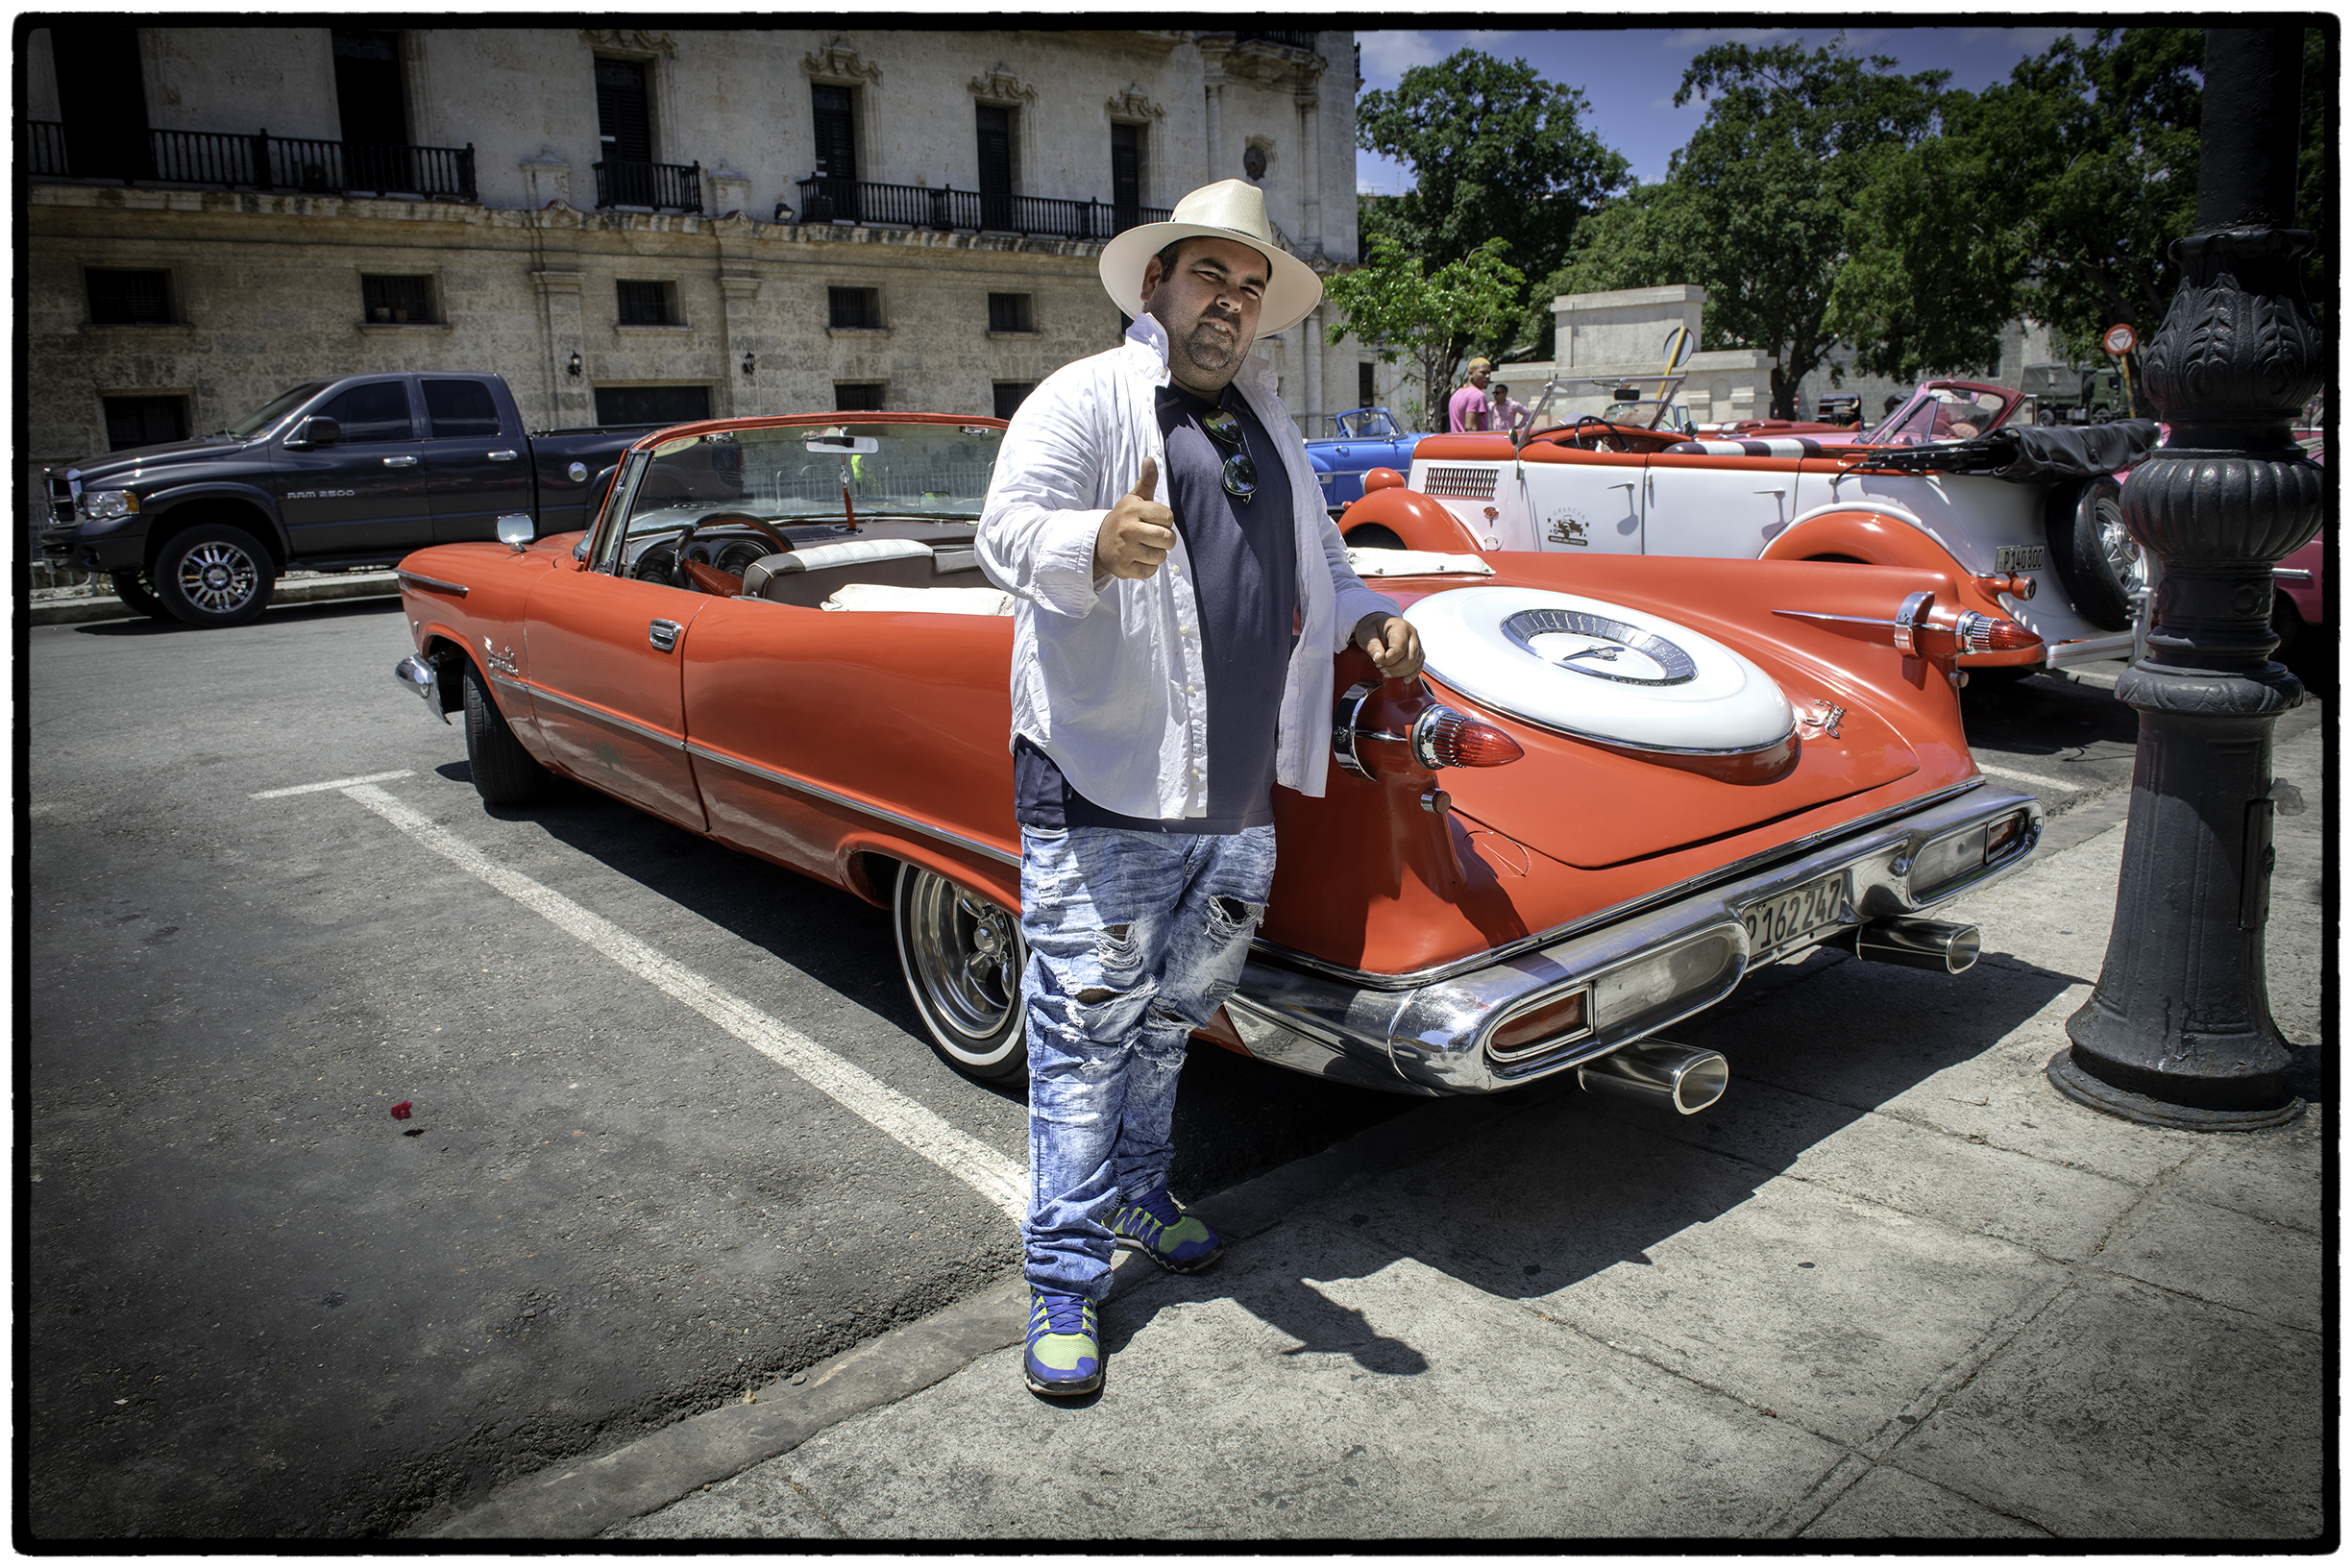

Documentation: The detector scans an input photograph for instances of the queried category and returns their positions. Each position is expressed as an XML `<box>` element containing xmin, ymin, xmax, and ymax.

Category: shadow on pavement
<box><xmin>1109</xmin><ymin>944</ymin><xmax>2081</xmax><ymax>1375</ymax></box>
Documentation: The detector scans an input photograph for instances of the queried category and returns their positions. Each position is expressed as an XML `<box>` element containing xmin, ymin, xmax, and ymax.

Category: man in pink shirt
<box><xmin>1446</xmin><ymin>357</ymin><xmax>1494</xmax><ymax>432</ymax></box>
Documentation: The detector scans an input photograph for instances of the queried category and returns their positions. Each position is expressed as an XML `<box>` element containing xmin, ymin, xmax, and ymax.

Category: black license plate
<box><xmin>1742</xmin><ymin>870</ymin><xmax>1851</xmax><ymax>962</ymax></box>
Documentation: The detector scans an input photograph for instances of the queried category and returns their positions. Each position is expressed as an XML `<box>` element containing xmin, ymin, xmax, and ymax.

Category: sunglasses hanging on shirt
<box><xmin>1200</xmin><ymin>403</ymin><xmax>1258</xmax><ymax>502</ymax></box>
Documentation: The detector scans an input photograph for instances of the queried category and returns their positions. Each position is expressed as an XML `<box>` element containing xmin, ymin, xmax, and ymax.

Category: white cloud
<box><xmin>2001</xmin><ymin>26</ymin><xmax>2094</xmax><ymax>55</ymax></box>
<box><xmin>1659</xmin><ymin>27</ymin><xmax>1801</xmax><ymax>50</ymax></box>
<box><xmin>1357</xmin><ymin>30</ymin><xmax>1443</xmax><ymax>83</ymax></box>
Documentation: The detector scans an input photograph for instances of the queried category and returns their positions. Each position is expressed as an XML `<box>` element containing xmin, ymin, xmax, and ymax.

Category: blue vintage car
<box><xmin>1303</xmin><ymin>406</ymin><xmax>1429</xmax><ymax>513</ymax></box>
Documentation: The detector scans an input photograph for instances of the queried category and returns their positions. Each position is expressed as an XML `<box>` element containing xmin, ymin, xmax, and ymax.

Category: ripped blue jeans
<box><xmin>1019</xmin><ymin>822</ymin><xmax>1277</xmax><ymax>1300</ymax></box>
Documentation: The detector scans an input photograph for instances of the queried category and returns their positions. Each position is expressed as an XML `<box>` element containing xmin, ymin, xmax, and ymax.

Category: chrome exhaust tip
<box><xmin>1847</xmin><ymin>918</ymin><xmax>1980</xmax><ymax>974</ymax></box>
<box><xmin>1576</xmin><ymin>1040</ymin><xmax>1728</xmax><ymax>1115</ymax></box>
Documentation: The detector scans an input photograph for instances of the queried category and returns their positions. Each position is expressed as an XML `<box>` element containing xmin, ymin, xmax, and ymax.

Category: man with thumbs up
<box><xmin>979</xmin><ymin>180</ymin><xmax>1422</xmax><ymax>1398</ymax></box>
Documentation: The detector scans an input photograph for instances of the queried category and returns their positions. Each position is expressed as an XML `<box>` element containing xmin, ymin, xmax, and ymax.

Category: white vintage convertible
<box><xmin>1337</xmin><ymin>387</ymin><xmax>2160</xmax><ymax>678</ymax></box>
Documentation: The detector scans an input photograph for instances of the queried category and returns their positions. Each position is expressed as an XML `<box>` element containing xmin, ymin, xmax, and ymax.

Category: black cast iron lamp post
<box><xmin>2048</xmin><ymin>27</ymin><xmax>2324</xmax><ymax>1130</ymax></box>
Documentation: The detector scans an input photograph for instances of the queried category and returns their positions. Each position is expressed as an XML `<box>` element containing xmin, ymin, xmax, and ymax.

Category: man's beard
<box><xmin>1175</xmin><ymin>310</ymin><xmax>1243</xmax><ymax>377</ymax></box>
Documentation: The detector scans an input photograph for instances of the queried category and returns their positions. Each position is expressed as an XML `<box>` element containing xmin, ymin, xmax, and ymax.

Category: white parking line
<box><xmin>331</xmin><ymin>782</ymin><xmax>1028</xmax><ymax>1224</ymax></box>
<box><xmin>250</xmin><ymin>770</ymin><xmax>415</xmax><ymax>799</ymax></box>
<box><xmin>1975</xmin><ymin>761</ymin><xmax>2082</xmax><ymax>795</ymax></box>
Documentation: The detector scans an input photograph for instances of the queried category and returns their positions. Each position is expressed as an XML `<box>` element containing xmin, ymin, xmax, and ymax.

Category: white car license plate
<box><xmin>1995</xmin><ymin>544</ymin><xmax>2046</xmax><ymax>574</ymax></box>
<box><xmin>1742</xmin><ymin>870</ymin><xmax>1852</xmax><ymax>962</ymax></box>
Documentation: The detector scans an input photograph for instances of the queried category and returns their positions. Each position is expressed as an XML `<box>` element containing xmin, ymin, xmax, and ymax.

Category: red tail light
<box><xmin>1412</xmin><ymin>706</ymin><xmax>1525</xmax><ymax>769</ymax></box>
<box><xmin>1954</xmin><ymin>611</ymin><xmax>2041</xmax><ymax>653</ymax></box>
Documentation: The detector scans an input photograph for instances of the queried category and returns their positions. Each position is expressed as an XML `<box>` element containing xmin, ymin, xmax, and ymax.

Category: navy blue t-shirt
<box><xmin>1016</xmin><ymin>382</ymin><xmax>1299</xmax><ymax>833</ymax></box>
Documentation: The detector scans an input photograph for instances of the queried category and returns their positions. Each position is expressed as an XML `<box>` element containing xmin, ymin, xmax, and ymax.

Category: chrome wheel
<box><xmin>155</xmin><ymin>522</ymin><xmax>275</xmax><ymax>627</ymax></box>
<box><xmin>894</xmin><ymin>864</ymin><xmax>1027</xmax><ymax>1081</ymax></box>
<box><xmin>2094</xmin><ymin>492</ymin><xmax>2146</xmax><ymax>592</ymax></box>
<box><xmin>176</xmin><ymin>539</ymin><xmax>261</xmax><ymax>614</ymax></box>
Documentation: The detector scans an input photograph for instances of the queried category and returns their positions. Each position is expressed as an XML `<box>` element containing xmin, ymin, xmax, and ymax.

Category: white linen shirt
<box><xmin>977</xmin><ymin>313</ymin><xmax>1399</xmax><ymax>821</ymax></box>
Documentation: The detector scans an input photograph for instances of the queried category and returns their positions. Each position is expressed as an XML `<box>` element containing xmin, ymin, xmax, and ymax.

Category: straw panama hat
<box><xmin>1098</xmin><ymin>179</ymin><xmax>1325</xmax><ymax>336</ymax></box>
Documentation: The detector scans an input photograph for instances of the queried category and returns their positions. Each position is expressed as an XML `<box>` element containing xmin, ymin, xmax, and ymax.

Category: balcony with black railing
<box><xmin>793</xmin><ymin>177</ymin><xmax>1170</xmax><ymax>241</ymax></box>
<box><xmin>29</xmin><ymin>123</ymin><xmax>478</xmax><ymax>201</ymax></box>
<box><xmin>1233</xmin><ymin>31</ymin><xmax>1322</xmax><ymax>52</ymax></box>
<box><xmin>593</xmin><ymin>159</ymin><xmax>703</xmax><ymax>213</ymax></box>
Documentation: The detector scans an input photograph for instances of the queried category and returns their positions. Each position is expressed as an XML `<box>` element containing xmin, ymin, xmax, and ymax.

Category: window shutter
<box><xmin>595</xmin><ymin>59</ymin><xmax>652</xmax><ymax>164</ymax></box>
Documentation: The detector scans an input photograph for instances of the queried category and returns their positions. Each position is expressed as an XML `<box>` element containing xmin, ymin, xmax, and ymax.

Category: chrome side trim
<box><xmin>686</xmin><ymin>741</ymin><xmax>1021</xmax><ymax>869</ymax></box>
<box><xmin>397</xmin><ymin>570</ymin><xmax>470</xmax><ymax>598</ymax></box>
<box><xmin>521</xmin><ymin>681</ymin><xmax>688</xmax><ymax>753</ymax></box>
<box><xmin>1254</xmin><ymin>776</ymin><xmax>1994</xmax><ymax>990</ymax></box>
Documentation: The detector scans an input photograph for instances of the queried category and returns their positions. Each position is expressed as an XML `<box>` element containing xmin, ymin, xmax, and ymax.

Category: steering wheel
<box><xmin>1564</xmin><ymin>416</ymin><xmax>1629</xmax><ymax>453</ymax></box>
<box><xmin>667</xmin><ymin>512</ymin><xmax>792</xmax><ymax>592</ymax></box>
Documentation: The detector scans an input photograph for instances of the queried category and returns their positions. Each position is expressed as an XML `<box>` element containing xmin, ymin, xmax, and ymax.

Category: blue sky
<box><xmin>1356</xmin><ymin>26</ymin><xmax>2097</xmax><ymax>192</ymax></box>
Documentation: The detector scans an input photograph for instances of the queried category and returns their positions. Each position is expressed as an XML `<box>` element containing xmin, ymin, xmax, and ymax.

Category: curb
<box><xmin>416</xmin><ymin>1086</ymin><xmax>1554</xmax><ymax>1540</ymax></box>
<box><xmin>27</xmin><ymin>571</ymin><xmax>404</xmax><ymax>627</ymax></box>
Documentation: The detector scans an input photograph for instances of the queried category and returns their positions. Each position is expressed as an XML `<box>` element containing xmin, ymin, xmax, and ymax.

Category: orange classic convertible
<box><xmin>393</xmin><ymin>411</ymin><xmax>2045</xmax><ymax>1111</ymax></box>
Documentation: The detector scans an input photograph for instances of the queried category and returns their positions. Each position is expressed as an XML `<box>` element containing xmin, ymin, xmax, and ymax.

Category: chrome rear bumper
<box><xmin>1223</xmin><ymin>780</ymin><xmax>2044</xmax><ymax>1095</ymax></box>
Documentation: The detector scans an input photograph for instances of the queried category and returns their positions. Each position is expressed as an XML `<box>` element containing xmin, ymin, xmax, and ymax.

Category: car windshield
<box><xmin>618</xmin><ymin>420</ymin><xmax>1006</xmax><ymax>541</ymax></box>
<box><xmin>1336</xmin><ymin>410</ymin><xmax>1398</xmax><ymax>438</ymax></box>
<box><xmin>1866</xmin><ymin>388</ymin><xmax>2008</xmax><ymax>447</ymax></box>
<box><xmin>226</xmin><ymin>380</ymin><xmax>331</xmax><ymax>440</ymax></box>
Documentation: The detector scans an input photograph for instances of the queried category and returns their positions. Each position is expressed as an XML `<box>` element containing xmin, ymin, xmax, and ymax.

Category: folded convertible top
<box><xmin>1854</xmin><ymin>419</ymin><xmax>2161</xmax><ymax>481</ymax></box>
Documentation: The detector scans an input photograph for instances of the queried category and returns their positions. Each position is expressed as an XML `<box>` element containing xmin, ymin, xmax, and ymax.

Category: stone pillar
<box><xmin>531</xmin><ymin>268</ymin><xmax>589</xmax><ymax>427</ymax></box>
<box><xmin>1202</xmin><ymin>80</ymin><xmax>1224</xmax><ymax>184</ymax></box>
<box><xmin>1296</xmin><ymin>88</ymin><xmax>1321</xmax><ymax>255</ymax></box>
<box><xmin>2049</xmin><ymin>27</ymin><xmax>2323</xmax><ymax>1130</ymax></box>
<box><xmin>1301</xmin><ymin>304</ymin><xmax>1322</xmax><ymax>428</ymax></box>
<box><xmin>717</xmin><ymin>271</ymin><xmax>762</xmax><ymax>419</ymax></box>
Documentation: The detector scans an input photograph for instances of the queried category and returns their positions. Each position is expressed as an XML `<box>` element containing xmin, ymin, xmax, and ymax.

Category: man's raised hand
<box><xmin>1094</xmin><ymin>457</ymin><xmax>1177</xmax><ymax>580</ymax></box>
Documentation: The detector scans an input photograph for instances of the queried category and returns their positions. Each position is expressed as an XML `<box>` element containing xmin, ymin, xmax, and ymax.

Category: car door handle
<box><xmin>487</xmin><ymin>450</ymin><xmax>519</xmax><ymax>461</ymax></box>
<box><xmin>649</xmin><ymin>619</ymin><xmax>682</xmax><ymax>652</ymax></box>
<box><xmin>1753</xmin><ymin>486</ymin><xmax>1787</xmax><ymax>497</ymax></box>
<box><xmin>382</xmin><ymin>455</ymin><xmax>419</xmax><ymax>467</ymax></box>
<box><xmin>1606</xmin><ymin>480</ymin><xmax>1637</xmax><ymax>492</ymax></box>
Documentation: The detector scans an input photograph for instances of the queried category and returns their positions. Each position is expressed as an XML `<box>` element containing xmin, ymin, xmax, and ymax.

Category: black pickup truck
<box><xmin>38</xmin><ymin>372</ymin><xmax>657</xmax><ymax>627</ymax></box>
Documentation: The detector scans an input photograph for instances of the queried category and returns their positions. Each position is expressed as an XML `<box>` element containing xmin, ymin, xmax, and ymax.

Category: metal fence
<box><xmin>593</xmin><ymin>159</ymin><xmax>703</xmax><ymax>213</ymax></box>
<box><xmin>795</xmin><ymin>177</ymin><xmax>1170</xmax><ymax>240</ymax></box>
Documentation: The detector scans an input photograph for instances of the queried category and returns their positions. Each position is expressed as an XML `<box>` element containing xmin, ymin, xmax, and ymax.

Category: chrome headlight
<box><xmin>79</xmin><ymin>489</ymin><xmax>140</xmax><ymax>521</ymax></box>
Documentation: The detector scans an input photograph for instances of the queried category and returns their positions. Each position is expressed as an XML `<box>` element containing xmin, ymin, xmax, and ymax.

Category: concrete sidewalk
<box><xmin>441</xmin><ymin>704</ymin><xmax>2329</xmax><ymax>1544</ymax></box>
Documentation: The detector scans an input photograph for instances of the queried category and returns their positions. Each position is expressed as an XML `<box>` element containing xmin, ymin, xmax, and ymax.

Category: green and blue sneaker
<box><xmin>1109</xmin><ymin>1188</ymin><xmax>1227</xmax><ymax>1274</ymax></box>
<box><xmin>1023</xmin><ymin>1289</ymin><xmax>1102</xmax><ymax>1396</ymax></box>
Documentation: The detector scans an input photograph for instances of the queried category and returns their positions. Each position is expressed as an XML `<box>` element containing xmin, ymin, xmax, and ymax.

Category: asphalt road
<box><xmin>25</xmin><ymin>599</ymin><xmax>1416</xmax><ymax>1539</ymax></box>
<box><xmin>27</xmin><ymin>596</ymin><xmax>2309</xmax><ymax>1540</ymax></box>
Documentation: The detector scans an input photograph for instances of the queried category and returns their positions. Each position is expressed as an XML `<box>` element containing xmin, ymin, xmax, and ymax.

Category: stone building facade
<box><xmin>1502</xmin><ymin>285</ymin><xmax>2070</xmax><ymax>429</ymax></box>
<box><xmin>26</xmin><ymin>24</ymin><xmax>1367</xmax><ymax>492</ymax></box>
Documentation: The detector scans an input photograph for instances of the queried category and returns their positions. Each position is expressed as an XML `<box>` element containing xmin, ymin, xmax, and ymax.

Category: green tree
<box><xmin>1550</xmin><ymin>39</ymin><xmax>1949</xmax><ymax>417</ymax></box>
<box><xmin>1972</xmin><ymin>28</ymin><xmax>2206</xmax><ymax>387</ymax></box>
<box><xmin>1355</xmin><ymin>48</ymin><xmax>1629</xmax><ymax>357</ymax></box>
<box><xmin>1821</xmin><ymin>125</ymin><xmax>2026</xmax><ymax>382</ymax></box>
<box><xmin>1828</xmin><ymin>27</ymin><xmax>2329</xmax><ymax>415</ymax></box>
<box><xmin>1324</xmin><ymin>236</ymin><xmax>1524</xmax><ymax>430</ymax></box>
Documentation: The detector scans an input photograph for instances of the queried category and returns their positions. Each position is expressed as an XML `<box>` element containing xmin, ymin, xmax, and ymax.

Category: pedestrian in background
<box><xmin>977</xmin><ymin>179</ymin><xmax>1424</xmax><ymax>1400</ymax></box>
<box><xmin>1487</xmin><ymin>380</ymin><xmax>1531</xmax><ymax>436</ymax></box>
<box><xmin>1447</xmin><ymin>357</ymin><xmax>1494</xmax><ymax>432</ymax></box>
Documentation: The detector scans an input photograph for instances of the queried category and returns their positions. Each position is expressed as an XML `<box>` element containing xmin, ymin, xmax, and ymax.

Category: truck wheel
<box><xmin>894</xmin><ymin>862</ymin><xmax>1028</xmax><ymax>1083</ymax></box>
<box><xmin>155</xmin><ymin>523</ymin><xmax>275</xmax><ymax>628</ymax></box>
<box><xmin>2045</xmin><ymin>477</ymin><xmax>2139</xmax><ymax>632</ymax></box>
<box><xmin>2035</xmin><ymin>406</ymin><xmax>2060</xmax><ymax>427</ymax></box>
<box><xmin>109</xmin><ymin>570</ymin><xmax>170</xmax><ymax>620</ymax></box>
<box><xmin>461</xmin><ymin>660</ymin><xmax>553</xmax><ymax>806</ymax></box>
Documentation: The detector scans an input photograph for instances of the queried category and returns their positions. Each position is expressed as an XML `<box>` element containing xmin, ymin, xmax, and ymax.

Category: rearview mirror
<box><xmin>806</xmin><ymin>435</ymin><xmax>879</xmax><ymax>454</ymax></box>
<box><xmin>495</xmin><ymin>513</ymin><xmax>535</xmax><ymax>551</ymax></box>
<box><xmin>284</xmin><ymin>415</ymin><xmax>341</xmax><ymax>450</ymax></box>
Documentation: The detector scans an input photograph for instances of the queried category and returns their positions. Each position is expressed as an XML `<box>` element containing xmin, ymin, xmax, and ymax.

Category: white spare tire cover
<box><xmin>1405</xmin><ymin>587</ymin><xmax>1794</xmax><ymax>755</ymax></box>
